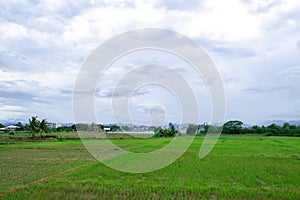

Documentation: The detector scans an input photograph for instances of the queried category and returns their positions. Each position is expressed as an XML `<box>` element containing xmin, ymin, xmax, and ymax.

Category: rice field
<box><xmin>0</xmin><ymin>135</ymin><xmax>299</xmax><ymax>199</ymax></box>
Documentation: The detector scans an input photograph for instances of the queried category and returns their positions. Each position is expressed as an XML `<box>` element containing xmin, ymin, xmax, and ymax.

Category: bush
<box><xmin>8</xmin><ymin>131</ymin><xmax>15</xmax><ymax>135</ymax></box>
<box><xmin>153</xmin><ymin>123</ymin><xmax>179</xmax><ymax>137</ymax></box>
<box><xmin>186</xmin><ymin>124</ymin><xmax>199</xmax><ymax>135</ymax></box>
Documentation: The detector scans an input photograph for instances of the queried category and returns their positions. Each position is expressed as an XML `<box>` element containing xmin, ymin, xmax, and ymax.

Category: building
<box><xmin>0</xmin><ymin>125</ymin><xmax>20</xmax><ymax>131</ymax></box>
<box><xmin>103</xmin><ymin>127</ymin><xmax>111</xmax><ymax>132</ymax></box>
<box><xmin>48</xmin><ymin>123</ymin><xmax>62</xmax><ymax>129</ymax></box>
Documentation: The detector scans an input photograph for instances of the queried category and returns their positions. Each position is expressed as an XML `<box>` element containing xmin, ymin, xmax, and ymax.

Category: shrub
<box><xmin>153</xmin><ymin>123</ymin><xmax>179</xmax><ymax>137</ymax></box>
<box><xmin>186</xmin><ymin>124</ymin><xmax>199</xmax><ymax>135</ymax></box>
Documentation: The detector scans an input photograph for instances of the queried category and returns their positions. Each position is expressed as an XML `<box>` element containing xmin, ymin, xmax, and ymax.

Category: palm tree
<box><xmin>29</xmin><ymin>116</ymin><xmax>39</xmax><ymax>138</ymax></box>
<box><xmin>39</xmin><ymin>119</ymin><xmax>49</xmax><ymax>137</ymax></box>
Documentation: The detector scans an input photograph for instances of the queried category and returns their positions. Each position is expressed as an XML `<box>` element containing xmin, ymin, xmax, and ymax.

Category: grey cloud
<box><xmin>0</xmin><ymin>106</ymin><xmax>24</xmax><ymax>113</ymax></box>
<box><xmin>244</xmin><ymin>85</ymin><xmax>291</xmax><ymax>93</ymax></box>
<box><xmin>135</xmin><ymin>104</ymin><xmax>165</xmax><ymax>113</ymax></box>
<box><xmin>269</xmin><ymin>112</ymin><xmax>300</xmax><ymax>120</ymax></box>
<box><xmin>133</xmin><ymin>104</ymin><xmax>166</xmax><ymax>126</ymax></box>
<box><xmin>195</xmin><ymin>38</ymin><xmax>257</xmax><ymax>58</ymax></box>
<box><xmin>243</xmin><ymin>0</ymin><xmax>282</xmax><ymax>13</ymax></box>
<box><xmin>150</xmin><ymin>105</ymin><xmax>165</xmax><ymax>114</ymax></box>
<box><xmin>223</xmin><ymin>48</ymin><xmax>256</xmax><ymax>58</ymax></box>
<box><xmin>1</xmin><ymin>1</ymin><xmax>85</xmax><ymax>23</ymax></box>
<box><xmin>210</xmin><ymin>44</ymin><xmax>257</xmax><ymax>58</ymax></box>
<box><xmin>1</xmin><ymin>0</ymin><xmax>300</xmax><ymax>124</ymax></box>
<box><xmin>278</xmin><ymin>66</ymin><xmax>300</xmax><ymax>77</ymax></box>
<box><xmin>0</xmin><ymin>49</ymin><xmax>58</xmax><ymax>73</ymax></box>
<box><xmin>0</xmin><ymin>91</ymin><xmax>51</xmax><ymax>105</ymax></box>
<box><xmin>155</xmin><ymin>0</ymin><xmax>203</xmax><ymax>11</ymax></box>
<box><xmin>0</xmin><ymin>4</ymin><xmax>85</xmax><ymax>68</ymax></box>
<box><xmin>0</xmin><ymin>79</ymin><xmax>70</xmax><ymax>104</ymax></box>
<box><xmin>96</xmin><ymin>86</ymin><xmax>150</xmax><ymax>98</ymax></box>
<box><xmin>96</xmin><ymin>89</ymin><xmax>112</xmax><ymax>98</ymax></box>
<box><xmin>0</xmin><ymin>79</ymin><xmax>37</xmax><ymax>89</ymax></box>
<box><xmin>59</xmin><ymin>89</ymin><xmax>73</xmax><ymax>95</ymax></box>
<box><xmin>0</xmin><ymin>90</ymin><xmax>35</xmax><ymax>101</ymax></box>
<box><xmin>135</xmin><ymin>105</ymin><xmax>150</xmax><ymax>113</ymax></box>
<box><xmin>224</xmin><ymin>77</ymin><xmax>240</xmax><ymax>84</ymax></box>
<box><xmin>132</xmin><ymin>89</ymin><xmax>149</xmax><ymax>96</ymax></box>
<box><xmin>174</xmin><ymin>67</ymin><xmax>187</xmax><ymax>73</ymax></box>
<box><xmin>264</xmin><ymin>6</ymin><xmax>300</xmax><ymax>35</ymax></box>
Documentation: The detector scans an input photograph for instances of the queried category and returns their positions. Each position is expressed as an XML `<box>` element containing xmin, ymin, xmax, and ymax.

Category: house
<box><xmin>0</xmin><ymin>125</ymin><xmax>20</xmax><ymax>131</ymax></box>
<box><xmin>138</xmin><ymin>126</ymin><xmax>149</xmax><ymax>130</ymax></box>
<box><xmin>103</xmin><ymin>127</ymin><xmax>111</xmax><ymax>132</ymax></box>
<box><xmin>48</xmin><ymin>123</ymin><xmax>62</xmax><ymax>129</ymax></box>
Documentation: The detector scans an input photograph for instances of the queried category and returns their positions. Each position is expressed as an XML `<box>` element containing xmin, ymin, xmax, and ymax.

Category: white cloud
<box><xmin>278</xmin><ymin>66</ymin><xmax>300</xmax><ymax>77</ymax></box>
<box><xmin>0</xmin><ymin>0</ymin><xmax>299</xmax><ymax>124</ymax></box>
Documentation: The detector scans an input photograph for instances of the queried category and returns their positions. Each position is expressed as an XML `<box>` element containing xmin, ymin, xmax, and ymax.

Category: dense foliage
<box><xmin>2</xmin><ymin>117</ymin><xmax>300</xmax><ymax>138</ymax></box>
<box><xmin>222</xmin><ymin>120</ymin><xmax>243</xmax><ymax>134</ymax></box>
<box><xmin>186</xmin><ymin>124</ymin><xmax>200</xmax><ymax>135</ymax></box>
<box><xmin>187</xmin><ymin>120</ymin><xmax>300</xmax><ymax>136</ymax></box>
<box><xmin>153</xmin><ymin>123</ymin><xmax>179</xmax><ymax>137</ymax></box>
<box><xmin>28</xmin><ymin>116</ymin><xmax>50</xmax><ymax>138</ymax></box>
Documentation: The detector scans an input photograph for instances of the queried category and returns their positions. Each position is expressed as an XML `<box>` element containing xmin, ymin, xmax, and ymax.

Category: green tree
<box><xmin>110</xmin><ymin>124</ymin><xmax>121</xmax><ymax>132</ymax></box>
<box><xmin>56</xmin><ymin>126</ymin><xmax>72</xmax><ymax>132</ymax></box>
<box><xmin>75</xmin><ymin>123</ymin><xmax>89</xmax><ymax>131</ymax></box>
<box><xmin>121</xmin><ymin>125</ymin><xmax>132</xmax><ymax>132</ymax></box>
<box><xmin>39</xmin><ymin>119</ymin><xmax>49</xmax><ymax>137</ymax></box>
<box><xmin>154</xmin><ymin>123</ymin><xmax>178</xmax><ymax>137</ymax></box>
<box><xmin>167</xmin><ymin>123</ymin><xmax>178</xmax><ymax>136</ymax></box>
<box><xmin>71</xmin><ymin>124</ymin><xmax>77</xmax><ymax>131</ymax></box>
<box><xmin>97</xmin><ymin>124</ymin><xmax>104</xmax><ymax>131</ymax></box>
<box><xmin>268</xmin><ymin>123</ymin><xmax>281</xmax><ymax>135</ymax></box>
<box><xmin>29</xmin><ymin>116</ymin><xmax>40</xmax><ymax>138</ymax></box>
<box><xmin>222</xmin><ymin>120</ymin><xmax>243</xmax><ymax>134</ymax></box>
<box><xmin>283</xmin><ymin>123</ymin><xmax>290</xmax><ymax>129</ymax></box>
<box><xmin>186</xmin><ymin>124</ymin><xmax>199</xmax><ymax>135</ymax></box>
<box><xmin>15</xmin><ymin>122</ymin><xmax>24</xmax><ymax>131</ymax></box>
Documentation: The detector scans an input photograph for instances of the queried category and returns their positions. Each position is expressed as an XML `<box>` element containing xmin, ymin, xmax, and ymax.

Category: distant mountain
<box><xmin>0</xmin><ymin>118</ymin><xmax>26</xmax><ymax>126</ymax></box>
<box><xmin>61</xmin><ymin>123</ymin><xmax>75</xmax><ymax>126</ymax></box>
<box><xmin>287</xmin><ymin>120</ymin><xmax>300</xmax><ymax>126</ymax></box>
<box><xmin>241</xmin><ymin>123</ymin><xmax>252</xmax><ymax>128</ymax></box>
<box><xmin>259</xmin><ymin>120</ymin><xmax>300</xmax><ymax>126</ymax></box>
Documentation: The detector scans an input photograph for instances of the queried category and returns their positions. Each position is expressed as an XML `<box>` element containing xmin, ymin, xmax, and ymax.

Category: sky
<box><xmin>0</xmin><ymin>0</ymin><xmax>300</xmax><ymax>125</ymax></box>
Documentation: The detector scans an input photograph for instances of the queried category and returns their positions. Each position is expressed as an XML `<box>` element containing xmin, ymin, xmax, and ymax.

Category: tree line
<box><xmin>0</xmin><ymin>116</ymin><xmax>50</xmax><ymax>138</ymax></box>
<box><xmin>186</xmin><ymin>120</ymin><xmax>300</xmax><ymax>136</ymax></box>
<box><xmin>1</xmin><ymin>118</ymin><xmax>300</xmax><ymax>138</ymax></box>
<box><xmin>0</xmin><ymin>116</ymin><xmax>122</xmax><ymax>138</ymax></box>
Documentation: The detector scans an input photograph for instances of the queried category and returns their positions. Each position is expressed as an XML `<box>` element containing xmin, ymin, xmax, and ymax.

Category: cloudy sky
<box><xmin>0</xmin><ymin>0</ymin><xmax>300</xmax><ymax>125</ymax></box>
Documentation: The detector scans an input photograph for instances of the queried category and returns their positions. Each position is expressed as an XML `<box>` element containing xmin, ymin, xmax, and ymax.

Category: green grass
<box><xmin>0</xmin><ymin>135</ymin><xmax>299</xmax><ymax>199</ymax></box>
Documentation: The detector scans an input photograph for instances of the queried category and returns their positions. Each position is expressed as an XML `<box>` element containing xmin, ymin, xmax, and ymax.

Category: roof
<box><xmin>0</xmin><ymin>125</ymin><xmax>20</xmax><ymax>130</ymax></box>
<box><xmin>6</xmin><ymin>125</ymin><xmax>20</xmax><ymax>129</ymax></box>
